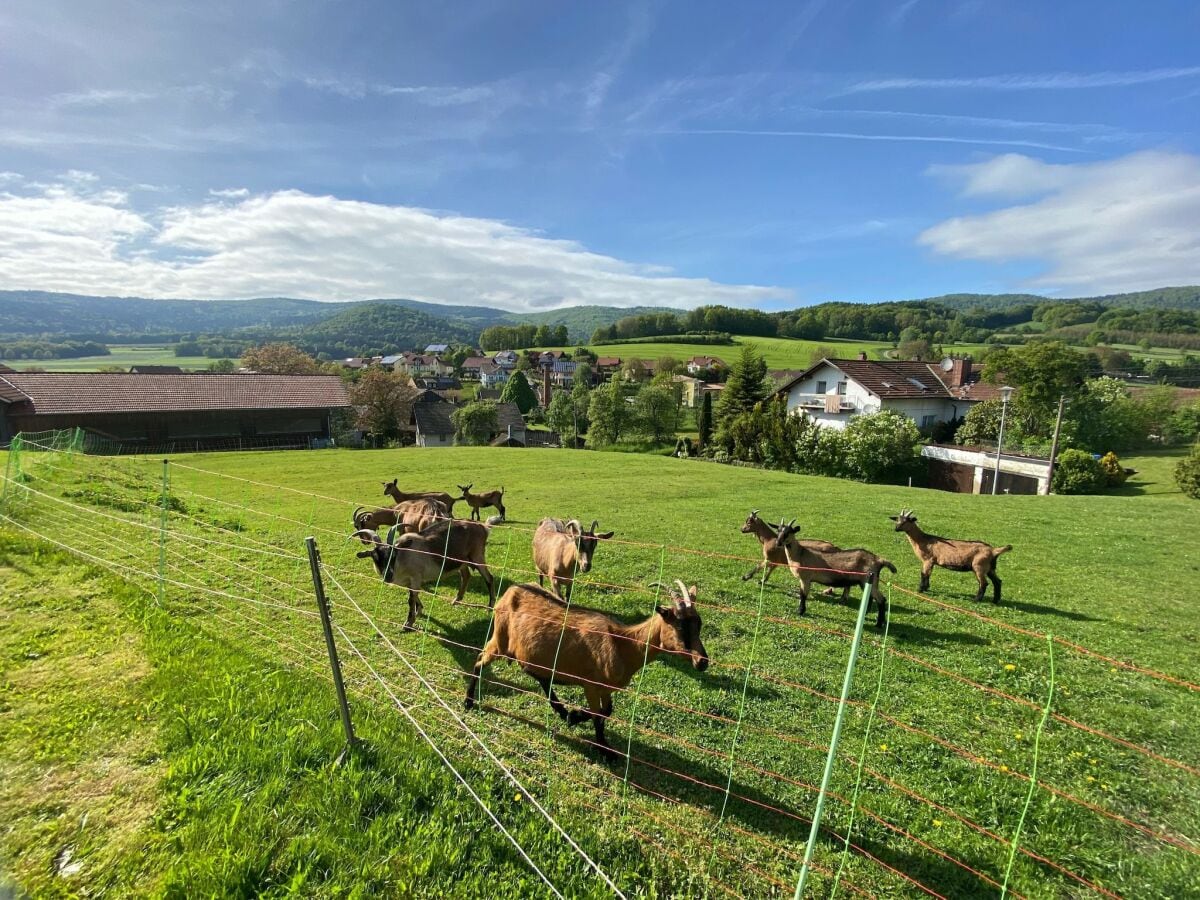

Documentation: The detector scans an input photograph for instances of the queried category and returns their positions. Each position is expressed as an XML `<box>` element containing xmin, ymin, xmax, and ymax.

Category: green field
<box><xmin>536</xmin><ymin>335</ymin><xmax>993</xmax><ymax>370</ymax></box>
<box><xmin>1</xmin><ymin>344</ymin><xmax>219</xmax><ymax>372</ymax></box>
<box><xmin>1</xmin><ymin>443</ymin><xmax>1197</xmax><ymax>898</ymax></box>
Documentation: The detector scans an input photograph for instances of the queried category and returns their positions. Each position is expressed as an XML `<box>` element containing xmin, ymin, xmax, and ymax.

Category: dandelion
<box><xmin>999</xmin><ymin>765</ymin><xmax>1010</xmax><ymax>773</ymax></box>
<box><xmin>879</xmin><ymin>743</ymin><xmax>889</xmax><ymax>752</ymax></box>
<box><xmin>514</xmin><ymin>793</ymin><xmax>522</xmax><ymax>802</ymax></box>
<box><xmin>933</xmin><ymin>819</ymin><xmax>943</xmax><ymax>827</ymax></box>
<box><xmin>1110</xmin><ymin>667</ymin><xmax>1118</xmax><ymax>674</ymax></box>
<box><xmin>1015</xmin><ymin>732</ymin><xmax>1023</xmax><ymax>741</ymax></box>
<box><xmin>1090</xmin><ymin>759</ymin><xmax>1098</xmax><ymax>766</ymax></box>
<box><xmin>1087</xmin><ymin>776</ymin><xmax>1095</xmax><ymax>782</ymax></box>
<box><xmin>1004</xmin><ymin>664</ymin><xmax>1016</xmax><ymax>672</ymax></box>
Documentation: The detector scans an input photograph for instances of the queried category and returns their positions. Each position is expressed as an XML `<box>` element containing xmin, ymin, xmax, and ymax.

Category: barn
<box><xmin>0</xmin><ymin>372</ymin><xmax>351</xmax><ymax>450</ymax></box>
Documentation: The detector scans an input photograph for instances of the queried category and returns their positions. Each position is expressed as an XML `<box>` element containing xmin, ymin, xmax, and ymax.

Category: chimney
<box><xmin>857</xmin><ymin>351</ymin><xmax>868</xmax><ymax>361</ymax></box>
<box><xmin>543</xmin><ymin>364</ymin><xmax>552</xmax><ymax>408</ymax></box>
<box><xmin>949</xmin><ymin>357</ymin><xmax>972</xmax><ymax>388</ymax></box>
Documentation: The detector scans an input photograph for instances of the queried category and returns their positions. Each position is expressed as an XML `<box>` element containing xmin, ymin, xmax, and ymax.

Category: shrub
<box><xmin>1175</xmin><ymin>446</ymin><xmax>1200</xmax><ymax>500</ymax></box>
<box><xmin>1167</xmin><ymin>402</ymin><xmax>1200</xmax><ymax>445</ymax></box>
<box><xmin>843</xmin><ymin>410</ymin><xmax>921</xmax><ymax>483</ymax></box>
<box><xmin>1098</xmin><ymin>451</ymin><xmax>1127</xmax><ymax>487</ymax></box>
<box><xmin>1052</xmin><ymin>449</ymin><xmax>1106</xmax><ymax>495</ymax></box>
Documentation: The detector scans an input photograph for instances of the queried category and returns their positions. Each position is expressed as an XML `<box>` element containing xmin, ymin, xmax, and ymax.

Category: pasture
<box><xmin>1</xmin><ymin>443</ymin><xmax>1197</xmax><ymax>898</ymax></box>
<box><xmin>0</xmin><ymin>344</ymin><xmax>217</xmax><ymax>372</ymax></box>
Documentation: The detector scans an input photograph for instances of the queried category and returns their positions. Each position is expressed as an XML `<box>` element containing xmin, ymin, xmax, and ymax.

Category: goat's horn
<box><xmin>750</xmin><ymin>508</ymin><xmax>759</xmax><ymax>516</ymax></box>
<box><xmin>674</xmin><ymin>579</ymin><xmax>691</xmax><ymax>607</ymax></box>
<box><xmin>350</xmin><ymin>529</ymin><xmax>378</xmax><ymax>544</ymax></box>
<box><xmin>590</xmin><ymin>519</ymin><xmax>599</xmax><ymax>533</ymax></box>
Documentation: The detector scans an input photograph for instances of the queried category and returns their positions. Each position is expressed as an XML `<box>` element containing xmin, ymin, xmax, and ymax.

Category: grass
<box><xmin>535</xmin><ymin>336</ymin><xmax>895</xmax><ymax>369</ymax></box>
<box><xmin>1</xmin><ymin>344</ymin><xmax>219</xmax><ymax>372</ymax></box>
<box><xmin>1</xmin><ymin>442</ymin><xmax>1198</xmax><ymax>898</ymax></box>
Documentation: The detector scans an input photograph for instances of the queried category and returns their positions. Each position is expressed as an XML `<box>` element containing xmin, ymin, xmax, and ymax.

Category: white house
<box><xmin>774</xmin><ymin>356</ymin><xmax>990</xmax><ymax>431</ymax></box>
<box><xmin>479</xmin><ymin>361</ymin><xmax>510</xmax><ymax>388</ymax></box>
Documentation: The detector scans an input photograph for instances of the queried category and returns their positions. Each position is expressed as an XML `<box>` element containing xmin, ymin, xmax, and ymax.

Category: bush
<box><xmin>1098</xmin><ymin>451</ymin><xmax>1127</xmax><ymax>487</ymax></box>
<box><xmin>843</xmin><ymin>410</ymin><xmax>921</xmax><ymax>483</ymax></box>
<box><xmin>1175</xmin><ymin>446</ymin><xmax>1200</xmax><ymax>499</ymax></box>
<box><xmin>1052</xmin><ymin>449</ymin><xmax>1106</xmax><ymax>494</ymax></box>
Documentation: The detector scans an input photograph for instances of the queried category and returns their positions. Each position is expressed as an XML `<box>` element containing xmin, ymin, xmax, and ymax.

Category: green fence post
<box><xmin>1</xmin><ymin>438</ymin><xmax>14</xmax><ymax>517</ymax></box>
<box><xmin>158</xmin><ymin>459</ymin><xmax>170</xmax><ymax>606</ymax></box>
<box><xmin>792</xmin><ymin>579</ymin><xmax>874</xmax><ymax>899</ymax></box>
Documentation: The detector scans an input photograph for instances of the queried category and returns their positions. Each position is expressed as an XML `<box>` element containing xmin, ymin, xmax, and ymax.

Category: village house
<box><xmin>687</xmin><ymin>355</ymin><xmax>726</xmax><ymax>376</ymax></box>
<box><xmin>593</xmin><ymin>356</ymin><xmax>622</xmax><ymax>382</ymax></box>
<box><xmin>479</xmin><ymin>361</ymin><xmax>510</xmax><ymax>388</ymax></box>
<box><xmin>774</xmin><ymin>355</ymin><xmax>986</xmax><ymax>431</ymax></box>
<box><xmin>459</xmin><ymin>356</ymin><xmax>491</xmax><ymax>380</ymax></box>
<box><xmin>493</xmin><ymin>350</ymin><xmax>519</xmax><ymax>369</ymax></box>
<box><xmin>393</xmin><ymin>353</ymin><xmax>453</xmax><ymax>378</ymax></box>
<box><xmin>671</xmin><ymin>374</ymin><xmax>703</xmax><ymax>408</ymax></box>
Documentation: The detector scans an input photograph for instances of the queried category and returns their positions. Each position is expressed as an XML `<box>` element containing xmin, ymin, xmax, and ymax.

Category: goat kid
<box><xmin>457</xmin><ymin>483</ymin><xmax>505</xmax><ymax>521</ymax></box>
<box><xmin>381</xmin><ymin>479</ymin><xmax>458</xmax><ymax>516</ymax></box>
<box><xmin>889</xmin><ymin>509</ymin><xmax>1011</xmax><ymax>604</ymax></box>
<box><xmin>770</xmin><ymin>519</ymin><xmax>896</xmax><ymax>628</ymax></box>
<box><xmin>464</xmin><ymin>580</ymin><xmax>708</xmax><ymax>760</ymax></box>
<box><xmin>532</xmin><ymin>518</ymin><xmax>613</xmax><ymax>600</ymax></box>
<box><xmin>353</xmin><ymin>518</ymin><xmax>496</xmax><ymax>629</ymax></box>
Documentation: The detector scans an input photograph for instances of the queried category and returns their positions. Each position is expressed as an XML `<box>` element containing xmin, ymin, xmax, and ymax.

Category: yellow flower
<box><xmin>933</xmin><ymin>819</ymin><xmax>943</xmax><ymax>827</ymax></box>
<box><xmin>879</xmin><ymin>743</ymin><xmax>889</xmax><ymax>752</ymax></box>
<box><xmin>1087</xmin><ymin>775</ymin><xmax>1095</xmax><ymax>782</ymax></box>
<box><xmin>1004</xmin><ymin>664</ymin><xmax>1016</xmax><ymax>672</ymax></box>
<box><xmin>1090</xmin><ymin>759</ymin><xmax>1098</xmax><ymax>766</ymax></box>
<box><xmin>514</xmin><ymin>793</ymin><xmax>522</xmax><ymax>802</ymax></box>
<box><xmin>1110</xmin><ymin>667</ymin><xmax>1118</xmax><ymax>673</ymax></box>
<box><xmin>1015</xmin><ymin>732</ymin><xmax>1023</xmax><ymax>741</ymax></box>
<box><xmin>999</xmin><ymin>765</ymin><xmax>1010</xmax><ymax>773</ymax></box>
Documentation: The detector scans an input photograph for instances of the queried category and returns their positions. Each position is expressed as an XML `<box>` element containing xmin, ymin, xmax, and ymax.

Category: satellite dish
<box><xmin>940</xmin><ymin>357</ymin><xmax>955</xmax><ymax>371</ymax></box>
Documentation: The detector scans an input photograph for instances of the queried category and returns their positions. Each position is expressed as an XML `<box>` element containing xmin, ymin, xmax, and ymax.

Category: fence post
<box><xmin>158</xmin><ymin>459</ymin><xmax>169</xmax><ymax>607</ymax></box>
<box><xmin>793</xmin><ymin>579</ymin><xmax>874</xmax><ymax>899</ymax></box>
<box><xmin>1</xmin><ymin>436</ymin><xmax>15</xmax><ymax>516</ymax></box>
<box><xmin>305</xmin><ymin>536</ymin><xmax>357</xmax><ymax>750</ymax></box>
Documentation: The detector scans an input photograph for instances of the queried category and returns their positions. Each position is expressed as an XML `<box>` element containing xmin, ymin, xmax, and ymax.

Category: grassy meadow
<box><xmin>0</xmin><ymin>344</ymin><xmax>218</xmax><ymax>372</ymax></box>
<box><xmin>1</xmin><ymin>443</ymin><xmax>1198</xmax><ymax>898</ymax></box>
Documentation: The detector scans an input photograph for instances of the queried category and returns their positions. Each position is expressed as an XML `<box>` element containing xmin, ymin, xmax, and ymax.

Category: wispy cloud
<box><xmin>299</xmin><ymin>76</ymin><xmax>496</xmax><ymax>106</ymax></box>
<box><xmin>208</xmin><ymin>187</ymin><xmax>250</xmax><ymax>199</ymax></box>
<box><xmin>920</xmin><ymin>150</ymin><xmax>1200</xmax><ymax>292</ymax></box>
<box><xmin>659</xmin><ymin>128</ymin><xmax>1087</xmax><ymax>153</ymax></box>
<box><xmin>584</xmin><ymin>4</ymin><xmax>656</xmax><ymax>115</ymax></box>
<box><xmin>819</xmin><ymin>106</ymin><xmax>1131</xmax><ymax>138</ymax></box>
<box><xmin>48</xmin><ymin>88</ymin><xmax>158</xmax><ymax>108</ymax></box>
<box><xmin>0</xmin><ymin>180</ymin><xmax>790</xmax><ymax>310</ymax></box>
<box><xmin>846</xmin><ymin>65</ymin><xmax>1200</xmax><ymax>93</ymax></box>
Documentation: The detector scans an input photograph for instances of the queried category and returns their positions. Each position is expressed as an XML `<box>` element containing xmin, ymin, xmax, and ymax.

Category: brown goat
<box><xmin>353</xmin><ymin>518</ymin><xmax>495</xmax><ymax>628</ymax></box>
<box><xmin>382</xmin><ymin>479</ymin><xmax>458</xmax><ymax>516</ymax></box>
<box><xmin>889</xmin><ymin>509</ymin><xmax>1012</xmax><ymax>604</ymax></box>
<box><xmin>770</xmin><ymin>519</ymin><xmax>896</xmax><ymax>628</ymax></box>
<box><xmin>457</xmin><ymin>483</ymin><xmax>505</xmax><ymax>521</ymax></box>
<box><xmin>353</xmin><ymin>498</ymin><xmax>448</xmax><ymax>534</ymax></box>
<box><xmin>464</xmin><ymin>580</ymin><xmax>708</xmax><ymax>760</ymax></box>
<box><xmin>739</xmin><ymin>509</ymin><xmax>842</xmax><ymax>587</ymax></box>
<box><xmin>532</xmin><ymin>518</ymin><xmax>613</xmax><ymax>600</ymax></box>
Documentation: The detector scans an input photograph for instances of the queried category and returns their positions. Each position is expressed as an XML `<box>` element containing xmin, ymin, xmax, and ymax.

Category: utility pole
<box><xmin>1044</xmin><ymin>395</ymin><xmax>1067</xmax><ymax>495</ymax></box>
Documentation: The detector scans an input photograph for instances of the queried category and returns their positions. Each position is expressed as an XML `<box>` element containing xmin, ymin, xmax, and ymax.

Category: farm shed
<box><xmin>921</xmin><ymin>444</ymin><xmax>1052</xmax><ymax>495</ymax></box>
<box><xmin>0</xmin><ymin>372</ymin><xmax>350</xmax><ymax>449</ymax></box>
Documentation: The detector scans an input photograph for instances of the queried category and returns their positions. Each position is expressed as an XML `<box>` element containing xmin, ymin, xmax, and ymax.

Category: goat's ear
<box><xmin>596</xmin><ymin>531</ymin><xmax>614</xmax><ymax>540</ymax></box>
<box><xmin>687</xmin><ymin>584</ymin><xmax>699</xmax><ymax>602</ymax></box>
<box><xmin>356</xmin><ymin>550</ymin><xmax>374</xmax><ymax>559</ymax></box>
<box><xmin>888</xmin><ymin>516</ymin><xmax>899</xmax><ymax>522</ymax></box>
<box><xmin>657</xmin><ymin>605</ymin><xmax>677</xmax><ymax>623</ymax></box>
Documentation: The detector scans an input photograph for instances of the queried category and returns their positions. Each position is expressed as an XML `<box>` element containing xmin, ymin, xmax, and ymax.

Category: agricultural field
<box><xmin>536</xmin><ymin>335</ymin><xmax>991</xmax><ymax>370</ymax></box>
<box><xmin>0</xmin><ymin>344</ymin><xmax>218</xmax><ymax>372</ymax></box>
<box><xmin>1</xmin><ymin>443</ymin><xmax>1197</xmax><ymax>898</ymax></box>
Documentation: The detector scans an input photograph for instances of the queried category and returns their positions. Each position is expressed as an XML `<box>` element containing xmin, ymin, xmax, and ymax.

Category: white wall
<box><xmin>783</xmin><ymin>364</ymin><xmax>876</xmax><ymax>430</ymax></box>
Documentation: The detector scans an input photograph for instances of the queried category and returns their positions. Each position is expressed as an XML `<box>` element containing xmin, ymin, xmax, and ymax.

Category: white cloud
<box><xmin>919</xmin><ymin>150</ymin><xmax>1200</xmax><ymax>292</ymax></box>
<box><xmin>0</xmin><ymin>181</ymin><xmax>789</xmax><ymax>310</ymax></box>
<box><xmin>847</xmin><ymin>66</ymin><xmax>1200</xmax><ymax>93</ymax></box>
<box><xmin>208</xmin><ymin>187</ymin><xmax>250</xmax><ymax>199</ymax></box>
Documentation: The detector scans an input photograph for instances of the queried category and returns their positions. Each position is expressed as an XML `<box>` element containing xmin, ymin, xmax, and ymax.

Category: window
<box><xmin>836</xmin><ymin>381</ymin><xmax>847</xmax><ymax>395</ymax></box>
<box><xmin>815</xmin><ymin>380</ymin><xmax>827</xmax><ymax>394</ymax></box>
<box><xmin>920</xmin><ymin>414</ymin><xmax>938</xmax><ymax>428</ymax></box>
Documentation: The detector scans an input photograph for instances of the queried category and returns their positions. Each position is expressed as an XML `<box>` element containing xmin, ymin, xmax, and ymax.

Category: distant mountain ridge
<box><xmin>1</xmin><ymin>287</ymin><xmax>1197</xmax><ymax>348</ymax></box>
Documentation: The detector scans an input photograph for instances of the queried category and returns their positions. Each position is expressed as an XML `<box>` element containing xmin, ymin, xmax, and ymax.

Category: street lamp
<box><xmin>991</xmin><ymin>385</ymin><xmax>1015</xmax><ymax>495</ymax></box>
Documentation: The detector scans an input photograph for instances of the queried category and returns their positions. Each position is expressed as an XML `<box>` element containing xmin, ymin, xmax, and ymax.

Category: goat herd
<box><xmin>350</xmin><ymin>481</ymin><xmax>1012</xmax><ymax>760</ymax></box>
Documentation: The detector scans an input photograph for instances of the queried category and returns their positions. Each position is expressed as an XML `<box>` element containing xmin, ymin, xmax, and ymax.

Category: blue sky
<box><xmin>1</xmin><ymin>0</ymin><xmax>1198</xmax><ymax>311</ymax></box>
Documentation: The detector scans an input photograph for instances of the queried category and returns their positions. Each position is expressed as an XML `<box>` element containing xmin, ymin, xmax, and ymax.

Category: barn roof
<box><xmin>774</xmin><ymin>358</ymin><xmax>956</xmax><ymax>400</ymax></box>
<box><xmin>0</xmin><ymin>373</ymin><xmax>350</xmax><ymax>415</ymax></box>
<box><xmin>412</xmin><ymin>401</ymin><xmax>458</xmax><ymax>436</ymax></box>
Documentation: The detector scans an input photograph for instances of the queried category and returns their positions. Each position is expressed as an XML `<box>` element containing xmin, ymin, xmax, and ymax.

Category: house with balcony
<box><xmin>774</xmin><ymin>355</ymin><xmax>985</xmax><ymax>431</ymax></box>
<box><xmin>479</xmin><ymin>360</ymin><xmax>511</xmax><ymax>388</ymax></box>
<box><xmin>687</xmin><ymin>355</ymin><xmax>726</xmax><ymax>376</ymax></box>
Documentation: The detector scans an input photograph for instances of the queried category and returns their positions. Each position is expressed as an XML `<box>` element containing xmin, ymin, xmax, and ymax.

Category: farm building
<box><xmin>774</xmin><ymin>355</ymin><xmax>990</xmax><ymax>431</ymax></box>
<box><xmin>0</xmin><ymin>372</ymin><xmax>351</xmax><ymax>449</ymax></box>
<box><xmin>411</xmin><ymin>399</ymin><xmax>525</xmax><ymax>447</ymax></box>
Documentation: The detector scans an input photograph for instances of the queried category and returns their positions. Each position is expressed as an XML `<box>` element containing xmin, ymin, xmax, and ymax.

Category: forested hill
<box><xmin>919</xmin><ymin>287</ymin><xmax>1200</xmax><ymax>312</ymax></box>
<box><xmin>0</xmin><ymin>291</ymin><xmax>665</xmax><ymax>342</ymax></box>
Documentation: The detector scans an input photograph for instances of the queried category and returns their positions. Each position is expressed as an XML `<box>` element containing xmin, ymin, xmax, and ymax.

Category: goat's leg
<box><xmin>474</xmin><ymin>562</ymin><xmax>496</xmax><ymax>607</ymax></box>
<box><xmin>741</xmin><ymin>559</ymin><xmax>766</xmax><ymax>582</ymax></box>
<box><xmin>497</xmin><ymin>501</ymin><xmax>505</xmax><ymax>521</ymax></box>
<box><xmin>972</xmin><ymin>564</ymin><xmax>988</xmax><ymax>603</ymax></box>
<box><xmin>796</xmin><ymin>581</ymin><xmax>809</xmax><ymax>616</ymax></box>
<box><xmin>464</xmin><ymin>634</ymin><xmax>502</xmax><ymax>709</ymax></box>
<box><xmin>920</xmin><ymin>560</ymin><xmax>934</xmax><ymax>593</ymax></box>
<box><xmin>873</xmin><ymin>582</ymin><xmax>888</xmax><ymax>629</ymax></box>
<box><xmin>403</xmin><ymin>589</ymin><xmax>423</xmax><ymax>631</ymax></box>
<box><xmin>987</xmin><ymin>569</ymin><xmax>1002</xmax><ymax>604</ymax></box>
<box><xmin>451</xmin><ymin>566</ymin><xmax>470</xmax><ymax>605</ymax></box>
<box><xmin>532</xmin><ymin>675</ymin><xmax>573</xmax><ymax>723</ymax></box>
<box><xmin>583</xmin><ymin>687</ymin><xmax>619</xmax><ymax>761</ymax></box>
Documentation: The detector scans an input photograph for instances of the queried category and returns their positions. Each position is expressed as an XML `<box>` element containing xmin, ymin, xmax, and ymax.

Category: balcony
<box><xmin>790</xmin><ymin>393</ymin><xmax>855</xmax><ymax>412</ymax></box>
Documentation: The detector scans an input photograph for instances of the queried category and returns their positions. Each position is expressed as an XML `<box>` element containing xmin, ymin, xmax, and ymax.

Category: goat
<box><xmin>889</xmin><ymin>509</ymin><xmax>1011</xmax><ymax>604</ymax></box>
<box><xmin>739</xmin><ymin>509</ymin><xmax>842</xmax><ymax>586</ymax></box>
<box><xmin>532</xmin><ymin>517</ymin><xmax>613</xmax><ymax>600</ymax></box>
<box><xmin>456</xmin><ymin>483</ymin><xmax>505</xmax><ymax>521</ymax></box>
<box><xmin>770</xmin><ymin>519</ymin><xmax>896</xmax><ymax>628</ymax></box>
<box><xmin>381</xmin><ymin>479</ymin><xmax>458</xmax><ymax>516</ymax></box>
<box><xmin>464</xmin><ymin>580</ymin><xmax>708</xmax><ymax>760</ymax></box>
<box><xmin>352</xmin><ymin>518</ymin><xmax>496</xmax><ymax>629</ymax></box>
<box><xmin>352</xmin><ymin>498</ymin><xmax>448</xmax><ymax>534</ymax></box>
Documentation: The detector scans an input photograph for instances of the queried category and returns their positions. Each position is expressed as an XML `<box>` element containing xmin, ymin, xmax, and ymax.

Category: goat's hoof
<box><xmin>567</xmin><ymin>710</ymin><xmax>590</xmax><ymax>727</ymax></box>
<box><xmin>464</xmin><ymin>696</ymin><xmax>475</xmax><ymax>710</ymax></box>
<box><xmin>402</xmin><ymin>621</ymin><xmax>417</xmax><ymax>632</ymax></box>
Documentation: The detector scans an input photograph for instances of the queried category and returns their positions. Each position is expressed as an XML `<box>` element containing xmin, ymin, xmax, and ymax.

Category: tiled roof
<box><xmin>595</xmin><ymin>356</ymin><xmax>622</xmax><ymax>367</ymax></box>
<box><xmin>776</xmin><ymin>358</ymin><xmax>956</xmax><ymax>400</ymax></box>
<box><xmin>951</xmin><ymin>380</ymin><xmax>1010</xmax><ymax>402</ymax></box>
<box><xmin>129</xmin><ymin>365</ymin><xmax>184</xmax><ymax>374</ymax></box>
<box><xmin>495</xmin><ymin>402</ymin><xmax>525</xmax><ymax>433</ymax></box>
<box><xmin>0</xmin><ymin>373</ymin><xmax>350</xmax><ymax>415</ymax></box>
<box><xmin>412</xmin><ymin>401</ymin><xmax>458</xmax><ymax>436</ymax></box>
<box><xmin>461</xmin><ymin>357</ymin><xmax>490</xmax><ymax>368</ymax></box>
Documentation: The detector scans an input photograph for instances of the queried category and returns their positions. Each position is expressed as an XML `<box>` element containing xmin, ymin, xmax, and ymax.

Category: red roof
<box><xmin>0</xmin><ymin>373</ymin><xmax>350</xmax><ymax>415</ymax></box>
<box><xmin>595</xmin><ymin>356</ymin><xmax>622</xmax><ymax>367</ymax></box>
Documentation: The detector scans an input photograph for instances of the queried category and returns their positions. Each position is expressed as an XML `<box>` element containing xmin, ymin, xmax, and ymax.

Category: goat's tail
<box><xmin>994</xmin><ymin>544</ymin><xmax>1014</xmax><ymax>557</ymax></box>
<box><xmin>880</xmin><ymin>559</ymin><xmax>898</xmax><ymax>575</ymax></box>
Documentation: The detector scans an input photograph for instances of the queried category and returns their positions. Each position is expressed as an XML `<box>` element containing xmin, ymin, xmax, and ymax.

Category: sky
<box><xmin>1</xmin><ymin>0</ymin><xmax>1198</xmax><ymax>312</ymax></box>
